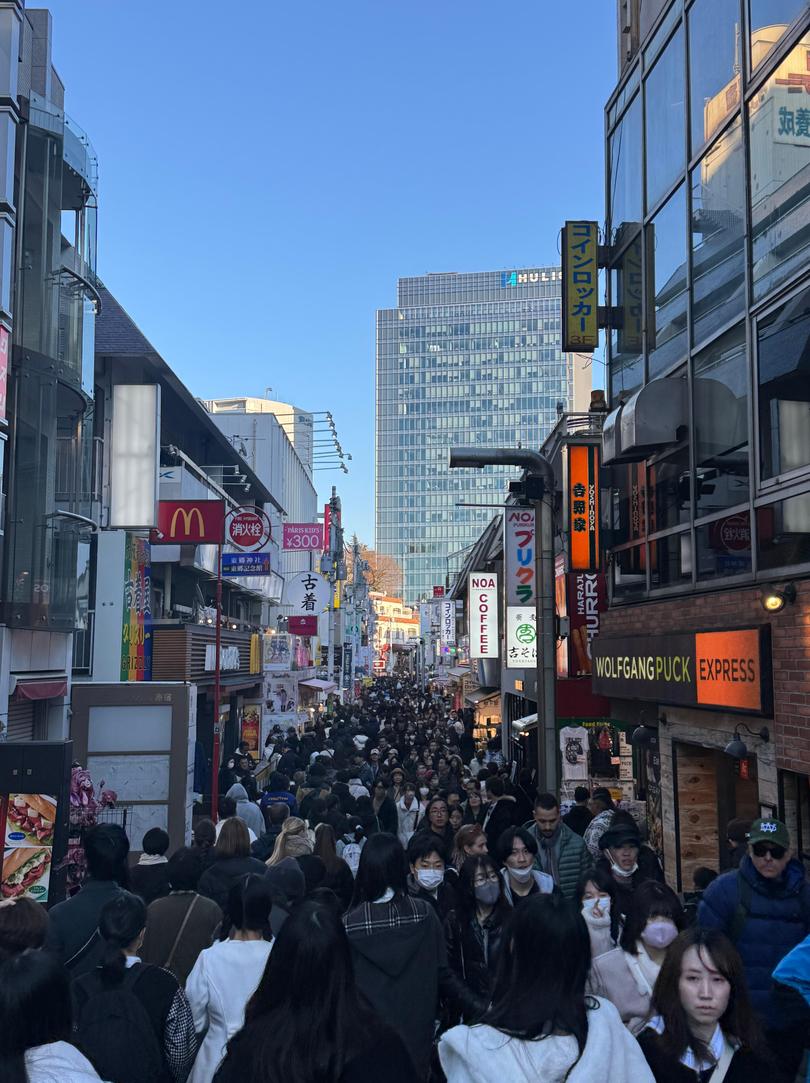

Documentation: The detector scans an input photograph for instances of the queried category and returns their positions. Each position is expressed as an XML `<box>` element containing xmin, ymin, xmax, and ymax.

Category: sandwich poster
<box><xmin>1</xmin><ymin>793</ymin><xmax>56</xmax><ymax>902</ymax></box>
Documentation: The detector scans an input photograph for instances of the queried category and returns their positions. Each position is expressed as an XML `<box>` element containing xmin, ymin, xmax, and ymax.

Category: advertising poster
<box><xmin>240</xmin><ymin>702</ymin><xmax>262</xmax><ymax>754</ymax></box>
<box><xmin>263</xmin><ymin>632</ymin><xmax>291</xmax><ymax>672</ymax></box>
<box><xmin>567</xmin><ymin>572</ymin><xmax>607</xmax><ymax>677</ymax></box>
<box><xmin>2</xmin><ymin>793</ymin><xmax>57</xmax><ymax>902</ymax></box>
<box><xmin>121</xmin><ymin>534</ymin><xmax>152</xmax><ymax>681</ymax></box>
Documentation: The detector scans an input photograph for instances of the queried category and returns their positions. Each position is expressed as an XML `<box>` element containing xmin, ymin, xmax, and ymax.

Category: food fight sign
<box><xmin>469</xmin><ymin>573</ymin><xmax>498</xmax><ymax>659</ymax></box>
<box><xmin>504</xmin><ymin>508</ymin><xmax>535</xmax><ymax>606</ymax></box>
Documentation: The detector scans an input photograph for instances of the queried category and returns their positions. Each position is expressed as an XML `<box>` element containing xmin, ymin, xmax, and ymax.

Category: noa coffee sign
<box><xmin>227</xmin><ymin>507</ymin><xmax>272</xmax><ymax>552</ymax></box>
<box><xmin>592</xmin><ymin>626</ymin><xmax>772</xmax><ymax>715</ymax></box>
<box><xmin>469</xmin><ymin>573</ymin><xmax>498</xmax><ymax>659</ymax></box>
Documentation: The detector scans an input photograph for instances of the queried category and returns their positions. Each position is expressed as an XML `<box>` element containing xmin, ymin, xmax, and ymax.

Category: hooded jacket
<box><xmin>482</xmin><ymin>795</ymin><xmax>516</xmax><ymax>854</ymax></box>
<box><xmin>25</xmin><ymin>1041</ymin><xmax>111</xmax><ymax>1083</ymax></box>
<box><xmin>344</xmin><ymin>893</ymin><xmax>449</xmax><ymax>1078</ymax></box>
<box><xmin>698</xmin><ymin>855</ymin><xmax>810</xmax><ymax>1026</ymax></box>
<box><xmin>499</xmin><ymin>866</ymin><xmax>554</xmax><ymax>906</ymax></box>
<box><xmin>523</xmin><ymin>820</ymin><xmax>592</xmax><ymax>902</ymax></box>
<box><xmin>396</xmin><ymin>794</ymin><xmax>420</xmax><ymax>846</ymax></box>
<box><xmin>438</xmin><ymin>996</ymin><xmax>655</xmax><ymax>1083</ymax></box>
<box><xmin>225</xmin><ymin>783</ymin><xmax>265</xmax><ymax>838</ymax></box>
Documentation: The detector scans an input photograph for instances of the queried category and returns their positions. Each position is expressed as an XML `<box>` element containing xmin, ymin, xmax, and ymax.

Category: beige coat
<box><xmin>588</xmin><ymin>943</ymin><xmax>660</xmax><ymax>1034</ymax></box>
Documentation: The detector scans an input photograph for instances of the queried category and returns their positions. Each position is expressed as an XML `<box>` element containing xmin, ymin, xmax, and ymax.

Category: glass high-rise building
<box><xmin>376</xmin><ymin>268</ymin><xmax>591</xmax><ymax>603</ymax></box>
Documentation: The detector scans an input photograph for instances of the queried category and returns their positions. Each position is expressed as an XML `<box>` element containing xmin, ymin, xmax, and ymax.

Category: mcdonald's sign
<box><xmin>150</xmin><ymin>500</ymin><xmax>225</xmax><ymax>544</ymax></box>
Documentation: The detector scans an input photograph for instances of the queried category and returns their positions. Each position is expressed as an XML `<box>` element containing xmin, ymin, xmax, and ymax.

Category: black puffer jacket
<box><xmin>197</xmin><ymin>855</ymin><xmax>267</xmax><ymax>913</ymax></box>
<box><xmin>443</xmin><ymin>904</ymin><xmax>509</xmax><ymax>1020</ymax></box>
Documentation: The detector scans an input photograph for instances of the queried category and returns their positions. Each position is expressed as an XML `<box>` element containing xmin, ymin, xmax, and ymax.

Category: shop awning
<box><xmin>512</xmin><ymin>713</ymin><xmax>537</xmax><ymax>732</ymax></box>
<box><xmin>299</xmin><ymin>679</ymin><xmax>337</xmax><ymax>692</ymax></box>
<box><xmin>12</xmin><ymin>675</ymin><xmax>68</xmax><ymax>701</ymax></box>
<box><xmin>465</xmin><ymin>688</ymin><xmax>499</xmax><ymax>706</ymax></box>
<box><xmin>448</xmin><ymin>666</ymin><xmax>470</xmax><ymax>677</ymax></box>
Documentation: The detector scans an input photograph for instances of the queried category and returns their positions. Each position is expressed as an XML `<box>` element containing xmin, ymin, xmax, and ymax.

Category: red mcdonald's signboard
<box><xmin>150</xmin><ymin>500</ymin><xmax>225</xmax><ymax>544</ymax></box>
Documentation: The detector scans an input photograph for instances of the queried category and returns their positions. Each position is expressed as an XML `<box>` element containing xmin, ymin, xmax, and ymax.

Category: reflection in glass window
<box><xmin>758</xmin><ymin>492</ymin><xmax>810</xmax><ymax>568</ymax></box>
<box><xmin>610</xmin><ymin>233</ymin><xmax>643</xmax><ymax>399</ymax></box>
<box><xmin>645</xmin><ymin>26</ymin><xmax>685</xmax><ymax>210</ymax></box>
<box><xmin>649</xmin><ymin>443</ymin><xmax>690</xmax><ymax>530</ymax></box>
<box><xmin>610</xmin><ymin>463</ymin><xmax>648</xmax><ymax>546</ymax></box>
<box><xmin>750</xmin><ymin>34</ymin><xmax>810</xmax><ymax>301</ymax></box>
<box><xmin>750</xmin><ymin>0</ymin><xmax>810</xmax><ymax>68</ymax></box>
<box><xmin>758</xmin><ymin>285</ymin><xmax>810</xmax><ymax>479</ymax></box>
<box><xmin>694</xmin><ymin>324</ymin><xmax>749</xmax><ymax>517</ymax></box>
<box><xmin>647</xmin><ymin>184</ymin><xmax>688</xmax><ymax>378</ymax></box>
<box><xmin>696</xmin><ymin>514</ymin><xmax>753</xmax><ymax>579</ymax></box>
<box><xmin>688</xmin><ymin>0</ymin><xmax>742</xmax><ymax>154</ymax></box>
<box><xmin>650</xmin><ymin>531</ymin><xmax>692</xmax><ymax>588</ymax></box>
<box><xmin>613</xmin><ymin>546</ymin><xmax>647</xmax><ymax>598</ymax></box>
<box><xmin>609</xmin><ymin>95</ymin><xmax>642</xmax><ymax>246</ymax></box>
<box><xmin>691</xmin><ymin>120</ymin><xmax>745</xmax><ymax>345</ymax></box>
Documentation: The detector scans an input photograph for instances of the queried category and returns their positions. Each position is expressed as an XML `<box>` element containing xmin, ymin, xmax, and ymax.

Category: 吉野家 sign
<box><xmin>562</xmin><ymin>220</ymin><xmax>599</xmax><ymax>351</ymax></box>
<box><xmin>469</xmin><ymin>573</ymin><xmax>498</xmax><ymax>659</ymax></box>
<box><xmin>591</xmin><ymin>627</ymin><xmax>772</xmax><ymax>715</ymax></box>
<box><xmin>506</xmin><ymin>606</ymin><xmax>537</xmax><ymax>669</ymax></box>
<box><xmin>282</xmin><ymin>523</ymin><xmax>324</xmax><ymax>551</ymax></box>
<box><xmin>285</xmin><ymin>571</ymin><xmax>330</xmax><ymax>615</ymax></box>
<box><xmin>228</xmin><ymin>507</ymin><xmax>271</xmax><ymax>552</ymax></box>
<box><xmin>568</xmin><ymin>444</ymin><xmax>600</xmax><ymax>572</ymax></box>
<box><xmin>504</xmin><ymin>508</ymin><xmax>536</xmax><ymax>606</ymax></box>
<box><xmin>150</xmin><ymin>500</ymin><xmax>225</xmax><ymax>545</ymax></box>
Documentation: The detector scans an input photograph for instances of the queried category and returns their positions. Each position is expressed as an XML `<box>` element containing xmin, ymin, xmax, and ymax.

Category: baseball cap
<box><xmin>747</xmin><ymin>818</ymin><xmax>790</xmax><ymax>849</ymax></box>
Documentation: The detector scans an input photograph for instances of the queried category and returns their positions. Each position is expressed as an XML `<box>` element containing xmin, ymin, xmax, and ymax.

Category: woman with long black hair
<box><xmin>72</xmin><ymin>890</ymin><xmax>196</xmax><ymax>1083</ymax></box>
<box><xmin>213</xmin><ymin>895</ymin><xmax>414</xmax><ymax>1083</ymax></box>
<box><xmin>438</xmin><ymin>892</ymin><xmax>654</xmax><ymax>1082</ymax></box>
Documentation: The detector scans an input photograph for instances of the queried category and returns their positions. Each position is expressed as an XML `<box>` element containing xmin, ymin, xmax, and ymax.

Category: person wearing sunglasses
<box><xmin>698</xmin><ymin>817</ymin><xmax>810</xmax><ymax>1063</ymax></box>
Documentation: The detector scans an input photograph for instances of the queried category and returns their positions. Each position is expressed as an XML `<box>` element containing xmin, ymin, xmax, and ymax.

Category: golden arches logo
<box><xmin>168</xmin><ymin>506</ymin><xmax>205</xmax><ymax>538</ymax></box>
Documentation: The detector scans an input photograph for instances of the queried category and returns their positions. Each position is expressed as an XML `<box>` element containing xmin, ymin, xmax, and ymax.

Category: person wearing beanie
<box><xmin>726</xmin><ymin>817</ymin><xmax>753</xmax><ymax>869</ymax></box>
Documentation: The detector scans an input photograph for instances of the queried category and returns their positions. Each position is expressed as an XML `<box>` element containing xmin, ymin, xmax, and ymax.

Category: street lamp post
<box><xmin>449</xmin><ymin>447</ymin><xmax>558</xmax><ymax>795</ymax></box>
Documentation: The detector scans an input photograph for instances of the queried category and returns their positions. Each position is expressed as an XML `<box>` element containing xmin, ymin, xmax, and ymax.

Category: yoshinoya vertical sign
<box><xmin>567</xmin><ymin>572</ymin><xmax>607</xmax><ymax>677</ymax></box>
<box><xmin>469</xmin><ymin>573</ymin><xmax>498</xmax><ymax>659</ymax></box>
<box><xmin>504</xmin><ymin>508</ymin><xmax>536</xmax><ymax>606</ymax></box>
<box><xmin>562</xmin><ymin>220</ymin><xmax>599</xmax><ymax>351</ymax></box>
<box><xmin>568</xmin><ymin>443</ymin><xmax>601</xmax><ymax>571</ymax></box>
<box><xmin>440</xmin><ymin>600</ymin><xmax>456</xmax><ymax>647</ymax></box>
<box><xmin>121</xmin><ymin>534</ymin><xmax>152</xmax><ymax>680</ymax></box>
<box><xmin>506</xmin><ymin>606</ymin><xmax>537</xmax><ymax>669</ymax></box>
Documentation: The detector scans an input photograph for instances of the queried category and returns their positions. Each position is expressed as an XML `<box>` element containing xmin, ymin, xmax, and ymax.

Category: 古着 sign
<box><xmin>591</xmin><ymin>627</ymin><xmax>772</xmax><ymax>714</ymax></box>
<box><xmin>469</xmin><ymin>573</ymin><xmax>498</xmax><ymax>659</ymax></box>
<box><xmin>562</xmin><ymin>221</ymin><xmax>599</xmax><ymax>351</ymax></box>
<box><xmin>506</xmin><ymin>606</ymin><xmax>537</xmax><ymax>669</ymax></box>
<box><xmin>284</xmin><ymin>571</ymin><xmax>330</xmax><ymax>615</ymax></box>
<box><xmin>504</xmin><ymin>508</ymin><xmax>536</xmax><ymax>607</ymax></box>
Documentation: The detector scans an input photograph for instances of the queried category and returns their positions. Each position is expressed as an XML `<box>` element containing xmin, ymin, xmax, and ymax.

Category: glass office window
<box><xmin>649</xmin><ymin>442</ymin><xmax>691</xmax><ymax>530</ymax></box>
<box><xmin>750</xmin><ymin>34</ymin><xmax>810</xmax><ymax>302</ymax></box>
<box><xmin>758</xmin><ymin>285</ymin><xmax>810</xmax><ymax>479</ymax></box>
<box><xmin>645</xmin><ymin>26</ymin><xmax>685</xmax><ymax>210</ymax></box>
<box><xmin>691</xmin><ymin>119</ymin><xmax>745</xmax><ymax>346</ymax></box>
<box><xmin>609</xmin><ymin>95</ymin><xmax>643</xmax><ymax>245</ymax></box>
<box><xmin>694</xmin><ymin>324</ymin><xmax>749</xmax><ymax>517</ymax></box>
<box><xmin>611</xmin><ymin>463</ymin><xmax>648</xmax><ymax>546</ymax></box>
<box><xmin>613</xmin><ymin>546</ymin><xmax>647</xmax><ymax>598</ymax></box>
<box><xmin>648</xmin><ymin>184</ymin><xmax>688</xmax><ymax>378</ymax></box>
<box><xmin>610</xmin><ymin>233</ymin><xmax>643</xmax><ymax>398</ymax></box>
<box><xmin>696</xmin><ymin>513</ymin><xmax>753</xmax><ymax>579</ymax></box>
<box><xmin>650</xmin><ymin>531</ymin><xmax>692</xmax><ymax>587</ymax></box>
<box><xmin>688</xmin><ymin>0</ymin><xmax>742</xmax><ymax>155</ymax></box>
<box><xmin>750</xmin><ymin>0</ymin><xmax>810</xmax><ymax>69</ymax></box>
<box><xmin>758</xmin><ymin>491</ymin><xmax>810</xmax><ymax>568</ymax></box>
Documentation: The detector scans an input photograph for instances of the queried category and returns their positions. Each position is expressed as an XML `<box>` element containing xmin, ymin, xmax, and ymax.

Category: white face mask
<box><xmin>582</xmin><ymin>896</ymin><xmax>612</xmax><ymax>925</ymax></box>
<box><xmin>509</xmin><ymin>865</ymin><xmax>534</xmax><ymax>883</ymax></box>
<box><xmin>609</xmin><ymin>859</ymin><xmax>638</xmax><ymax>879</ymax></box>
<box><xmin>416</xmin><ymin>868</ymin><xmax>444</xmax><ymax>891</ymax></box>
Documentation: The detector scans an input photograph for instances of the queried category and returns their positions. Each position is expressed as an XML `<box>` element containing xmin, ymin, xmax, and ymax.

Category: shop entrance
<box><xmin>674</xmin><ymin>742</ymin><xmax>759</xmax><ymax>889</ymax></box>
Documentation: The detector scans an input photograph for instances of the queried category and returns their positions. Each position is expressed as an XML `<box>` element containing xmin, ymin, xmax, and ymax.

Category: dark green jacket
<box><xmin>523</xmin><ymin>820</ymin><xmax>592</xmax><ymax>901</ymax></box>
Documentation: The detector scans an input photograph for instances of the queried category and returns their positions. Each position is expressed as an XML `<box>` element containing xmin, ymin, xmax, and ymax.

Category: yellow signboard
<box><xmin>562</xmin><ymin>221</ymin><xmax>599</xmax><ymax>351</ymax></box>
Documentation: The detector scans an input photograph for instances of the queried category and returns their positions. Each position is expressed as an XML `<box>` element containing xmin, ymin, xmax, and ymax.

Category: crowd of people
<box><xmin>1</xmin><ymin>675</ymin><xmax>810</xmax><ymax>1082</ymax></box>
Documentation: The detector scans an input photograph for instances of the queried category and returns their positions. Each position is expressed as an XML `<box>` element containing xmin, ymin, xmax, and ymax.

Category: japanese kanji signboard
<box><xmin>562</xmin><ymin>220</ymin><xmax>599</xmax><ymax>351</ymax></box>
<box><xmin>568</xmin><ymin>443</ymin><xmax>601</xmax><ymax>572</ymax></box>
<box><xmin>504</xmin><ymin>508</ymin><xmax>536</xmax><ymax>607</ymax></box>
<box><xmin>227</xmin><ymin>507</ymin><xmax>271</xmax><ymax>551</ymax></box>
<box><xmin>506</xmin><ymin>606</ymin><xmax>537</xmax><ymax>669</ymax></box>
<box><xmin>285</xmin><ymin>570</ymin><xmax>330</xmax><ymax>616</ymax></box>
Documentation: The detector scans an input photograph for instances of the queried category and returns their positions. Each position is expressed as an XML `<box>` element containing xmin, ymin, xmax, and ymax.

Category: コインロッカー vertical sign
<box><xmin>562</xmin><ymin>221</ymin><xmax>599</xmax><ymax>351</ymax></box>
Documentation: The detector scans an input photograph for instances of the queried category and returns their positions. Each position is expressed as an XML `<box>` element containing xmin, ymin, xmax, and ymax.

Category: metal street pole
<box><xmin>210</xmin><ymin>541</ymin><xmax>223</xmax><ymax>822</ymax></box>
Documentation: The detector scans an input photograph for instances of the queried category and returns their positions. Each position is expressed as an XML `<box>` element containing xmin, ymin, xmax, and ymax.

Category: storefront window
<box><xmin>610</xmin><ymin>233</ymin><xmax>643</xmax><ymax>398</ymax></box>
<box><xmin>649</xmin><ymin>442</ymin><xmax>691</xmax><ymax>530</ymax></box>
<box><xmin>694</xmin><ymin>324</ymin><xmax>749</xmax><ymax>517</ymax></box>
<box><xmin>688</xmin><ymin>0</ymin><xmax>742</xmax><ymax>155</ymax></box>
<box><xmin>645</xmin><ymin>26</ymin><xmax>685</xmax><ymax>211</ymax></box>
<box><xmin>613</xmin><ymin>545</ymin><xmax>647</xmax><ymax>598</ymax></box>
<box><xmin>758</xmin><ymin>490</ymin><xmax>810</xmax><ymax>568</ymax></box>
<box><xmin>691</xmin><ymin>119</ymin><xmax>746</xmax><ymax>346</ymax></box>
<box><xmin>647</xmin><ymin>184</ymin><xmax>688</xmax><ymax>378</ymax></box>
<box><xmin>696</xmin><ymin>513</ymin><xmax>753</xmax><ymax>579</ymax></box>
<box><xmin>750</xmin><ymin>33</ymin><xmax>810</xmax><ymax>302</ymax></box>
<box><xmin>750</xmin><ymin>0</ymin><xmax>810</xmax><ymax>69</ymax></box>
<box><xmin>758</xmin><ymin>285</ymin><xmax>810</xmax><ymax>480</ymax></box>
<box><xmin>609</xmin><ymin>95</ymin><xmax>643</xmax><ymax>246</ymax></box>
<box><xmin>650</xmin><ymin>530</ymin><xmax>692</xmax><ymax>587</ymax></box>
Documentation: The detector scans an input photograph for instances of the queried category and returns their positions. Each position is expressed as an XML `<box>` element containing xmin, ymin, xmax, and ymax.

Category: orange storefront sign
<box><xmin>695</xmin><ymin>629</ymin><xmax>763</xmax><ymax>712</ymax></box>
<box><xmin>568</xmin><ymin>443</ymin><xmax>600</xmax><ymax>572</ymax></box>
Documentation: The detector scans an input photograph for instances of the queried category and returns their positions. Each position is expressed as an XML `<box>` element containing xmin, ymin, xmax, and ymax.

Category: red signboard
<box><xmin>150</xmin><ymin>500</ymin><xmax>225</xmax><ymax>544</ymax></box>
<box><xmin>433</xmin><ymin>586</ymin><xmax>445</xmax><ymax>597</ymax></box>
<box><xmin>567</xmin><ymin>571</ymin><xmax>607</xmax><ymax>677</ymax></box>
<box><xmin>288</xmin><ymin>616</ymin><xmax>318</xmax><ymax>636</ymax></box>
<box><xmin>282</xmin><ymin>523</ymin><xmax>324</xmax><ymax>551</ymax></box>
<box><xmin>228</xmin><ymin>507</ymin><xmax>271</xmax><ymax>551</ymax></box>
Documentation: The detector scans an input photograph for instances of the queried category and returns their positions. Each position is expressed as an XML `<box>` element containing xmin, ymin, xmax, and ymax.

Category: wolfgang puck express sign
<box><xmin>592</xmin><ymin>627</ymin><xmax>772</xmax><ymax>715</ymax></box>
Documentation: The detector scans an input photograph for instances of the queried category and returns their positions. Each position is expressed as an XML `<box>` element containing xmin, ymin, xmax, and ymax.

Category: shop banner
<box><xmin>240</xmin><ymin>702</ymin><xmax>262</xmax><ymax>753</ymax></box>
<box><xmin>592</xmin><ymin>627</ymin><xmax>772</xmax><ymax>714</ymax></box>
<box><xmin>288</xmin><ymin>616</ymin><xmax>318</xmax><ymax>636</ymax></box>
<box><xmin>566</xmin><ymin>571</ymin><xmax>607</xmax><ymax>677</ymax></box>
<box><xmin>504</xmin><ymin>508</ymin><xmax>536</xmax><ymax>606</ymax></box>
<box><xmin>263</xmin><ymin>632</ymin><xmax>292</xmax><ymax>671</ymax></box>
<box><xmin>440</xmin><ymin>600</ymin><xmax>456</xmax><ymax>647</ymax></box>
<box><xmin>342</xmin><ymin>644</ymin><xmax>353</xmax><ymax>688</ymax></box>
<box><xmin>568</xmin><ymin>444</ymin><xmax>601</xmax><ymax>572</ymax></box>
<box><xmin>562</xmin><ymin>220</ymin><xmax>599</xmax><ymax>351</ymax></box>
<box><xmin>506</xmin><ymin>606</ymin><xmax>537</xmax><ymax>669</ymax></box>
<box><xmin>469</xmin><ymin>573</ymin><xmax>498</xmax><ymax>659</ymax></box>
<box><xmin>121</xmin><ymin>534</ymin><xmax>152</xmax><ymax>681</ymax></box>
<box><xmin>285</xmin><ymin>571</ymin><xmax>330</xmax><ymax>615</ymax></box>
<box><xmin>1</xmin><ymin>793</ymin><xmax>57</xmax><ymax>902</ymax></box>
<box><xmin>150</xmin><ymin>500</ymin><xmax>225</xmax><ymax>544</ymax></box>
<box><xmin>282</xmin><ymin>523</ymin><xmax>324</xmax><ymax>551</ymax></box>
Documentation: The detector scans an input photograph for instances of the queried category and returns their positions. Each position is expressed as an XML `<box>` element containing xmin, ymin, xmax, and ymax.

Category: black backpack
<box><xmin>73</xmin><ymin>964</ymin><xmax>168</xmax><ymax>1083</ymax></box>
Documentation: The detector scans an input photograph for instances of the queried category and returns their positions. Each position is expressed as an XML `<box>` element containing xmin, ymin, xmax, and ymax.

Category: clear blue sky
<box><xmin>44</xmin><ymin>0</ymin><xmax>617</xmax><ymax>542</ymax></box>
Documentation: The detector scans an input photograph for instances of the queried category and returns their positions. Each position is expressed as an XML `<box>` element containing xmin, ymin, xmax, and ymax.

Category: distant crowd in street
<box><xmin>2</xmin><ymin>673</ymin><xmax>810</xmax><ymax>1082</ymax></box>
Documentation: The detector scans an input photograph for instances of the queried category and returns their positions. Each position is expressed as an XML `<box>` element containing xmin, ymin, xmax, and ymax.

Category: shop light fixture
<box><xmin>724</xmin><ymin>723</ymin><xmax>770</xmax><ymax>759</ymax></box>
<box><xmin>631</xmin><ymin>712</ymin><xmax>667</xmax><ymax>748</ymax></box>
<box><xmin>760</xmin><ymin>582</ymin><xmax>796</xmax><ymax>613</ymax></box>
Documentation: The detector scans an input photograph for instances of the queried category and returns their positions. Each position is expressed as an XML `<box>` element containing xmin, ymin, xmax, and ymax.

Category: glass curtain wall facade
<box><xmin>606</xmin><ymin>0</ymin><xmax>810</xmax><ymax>600</ymax></box>
<box><xmin>376</xmin><ymin>269</ymin><xmax>576</xmax><ymax>603</ymax></box>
